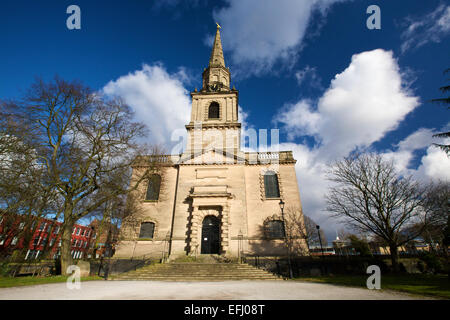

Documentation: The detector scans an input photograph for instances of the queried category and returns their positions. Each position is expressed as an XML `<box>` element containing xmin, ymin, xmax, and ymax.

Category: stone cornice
<box><xmin>185</xmin><ymin>123</ymin><xmax>241</xmax><ymax>130</ymax></box>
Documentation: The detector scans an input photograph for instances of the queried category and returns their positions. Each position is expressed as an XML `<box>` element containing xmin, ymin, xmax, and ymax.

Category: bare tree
<box><xmin>283</xmin><ymin>206</ymin><xmax>318</xmax><ymax>255</ymax></box>
<box><xmin>2</xmin><ymin>77</ymin><xmax>160</xmax><ymax>274</ymax></box>
<box><xmin>419</xmin><ymin>181</ymin><xmax>450</xmax><ymax>254</ymax></box>
<box><xmin>0</xmin><ymin>106</ymin><xmax>59</xmax><ymax>261</ymax></box>
<box><xmin>325</xmin><ymin>153</ymin><xmax>429</xmax><ymax>272</ymax></box>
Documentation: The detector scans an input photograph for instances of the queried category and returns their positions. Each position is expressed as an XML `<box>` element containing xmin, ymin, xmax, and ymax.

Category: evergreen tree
<box><xmin>431</xmin><ymin>68</ymin><xmax>450</xmax><ymax>154</ymax></box>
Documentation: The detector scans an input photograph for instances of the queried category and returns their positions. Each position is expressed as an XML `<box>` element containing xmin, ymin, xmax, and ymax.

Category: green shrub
<box><xmin>0</xmin><ymin>262</ymin><xmax>12</xmax><ymax>277</ymax></box>
<box><xmin>420</xmin><ymin>253</ymin><xmax>444</xmax><ymax>274</ymax></box>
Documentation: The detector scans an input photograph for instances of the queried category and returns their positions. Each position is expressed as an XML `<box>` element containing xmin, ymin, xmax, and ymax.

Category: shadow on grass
<box><xmin>294</xmin><ymin>274</ymin><xmax>450</xmax><ymax>299</ymax></box>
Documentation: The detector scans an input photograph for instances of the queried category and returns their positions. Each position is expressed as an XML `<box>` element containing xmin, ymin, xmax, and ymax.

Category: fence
<box><xmin>243</xmin><ymin>254</ymin><xmax>446</xmax><ymax>277</ymax></box>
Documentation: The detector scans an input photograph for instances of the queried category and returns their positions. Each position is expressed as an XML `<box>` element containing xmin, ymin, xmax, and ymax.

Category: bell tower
<box><xmin>185</xmin><ymin>24</ymin><xmax>241</xmax><ymax>157</ymax></box>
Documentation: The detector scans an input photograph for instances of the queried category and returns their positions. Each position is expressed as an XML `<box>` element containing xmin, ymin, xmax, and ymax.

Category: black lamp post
<box><xmin>316</xmin><ymin>225</ymin><xmax>324</xmax><ymax>256</ymax></box>
<box><xmin>279</xmin><ymin>199</ymin><xmax>293</xmax><ymax>279</ymax></box>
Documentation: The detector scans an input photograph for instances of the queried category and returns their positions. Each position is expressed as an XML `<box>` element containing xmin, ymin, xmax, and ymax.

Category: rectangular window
<box><xmin>33</xmin><ymin>237</ymin><xmax>40</xmax><ymax>246</ymax></box>
<box><xmin>58</xmin><ymin>239</ymin><xmax>62</xmax><ymax>247</ymax></box>
<box><xmin>145</xmin><ymin>175</ymin><xmax>161</xmax><ymax>201</ymax></box>
<box><xmin>11</xmin><ymin>237</ymin><xmax>18</xmax><ymax>245</ymax></box>
<box><xmin>27</xmin><ymin>250</ymin><xmax>34</xmax><ymax>260</ymax></box>
<box><xmin>264</xmin><ymin>173</ymin><xmax>280</xmax><ymax>198</ymax></box>
<box><xmin>19</xmin><ymin>222</ymin><xmax>25</xmax><ymax>230</ymax></box>
<box><xmin>78</xmin><ymin>241</ymin><xmax>82</xmax><ymax>248</ymax></box>
<box><xmin>49</xmin><ymin>238</ymin><xmax>55</xmax><ymax>247</ymax></box>
<box><xmin>265</xmin><ymin>220</ymin><xmax>285</xmax><ymax>239</ymax></box>
<box><xmin>53</xmin><ymin>226</ymin><xmax>60</xmax><ymax>234</ymax></box>
<box><xmin>81</xmin><ymin>229</ymin><xmax>85</xmax><ymax>236</ymax></box>
<box><xmin>39</xmin><ymin>222</ymin><xmax>46</xmax><ymax>231</ymax></box>
<box><xmin>85</xmin><ymin>230</ymin><xmax>90</xmax><ymax>237</ymax></box>
<box><xmin>76</xmin><ymin>228</ymin><xmax>81</xmax><ymax>235</ymax></box>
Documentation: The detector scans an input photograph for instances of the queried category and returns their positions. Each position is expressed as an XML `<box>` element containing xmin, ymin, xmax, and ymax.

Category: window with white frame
<box><xmin>76</xmin><ymin>228</ymin><xmax>81</xmax><ymax>235</ymax></box>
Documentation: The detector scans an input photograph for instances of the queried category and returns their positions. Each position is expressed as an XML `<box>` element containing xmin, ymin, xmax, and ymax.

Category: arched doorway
<box><xmin>201</xmin><ymin>216</ymin><xmax>220</xmax><ymax>254</ymax></box>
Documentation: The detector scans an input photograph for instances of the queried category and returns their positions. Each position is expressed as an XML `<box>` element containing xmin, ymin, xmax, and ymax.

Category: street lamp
<box><xmin>316</xmin><ymin>225</ymin><xmax>324</xmax><ymax>256</ymax></box>
<box><xmin>279</xmin><ymin>199</ymin><xmax>293</xmax><ymax>279</ymax></box>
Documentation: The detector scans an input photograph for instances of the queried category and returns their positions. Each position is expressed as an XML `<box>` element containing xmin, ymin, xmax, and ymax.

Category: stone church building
<box><xmin>114</xmin><ymin>26</ymin><xmax>307</xmax><ymax>260</ymax></box>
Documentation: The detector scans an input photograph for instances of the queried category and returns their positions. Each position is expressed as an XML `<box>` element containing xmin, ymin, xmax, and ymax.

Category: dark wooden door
<box><xmin>201</xmin><ymin>216</ymin><xmax>220</xmax><ymax>254</ymax></box>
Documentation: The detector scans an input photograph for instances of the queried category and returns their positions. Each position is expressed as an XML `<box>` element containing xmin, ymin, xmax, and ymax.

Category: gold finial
<box><xmin>216</xmin><ymin>22</ymin><xmax>221</xmax><ymax>29</ymax></box>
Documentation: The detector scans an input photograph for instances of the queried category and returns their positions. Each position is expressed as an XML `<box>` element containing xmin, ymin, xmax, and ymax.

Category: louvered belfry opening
<box><xmin>208</xmin><ymin>102</ymin><xmax>220</xmax><ymax>119</ymax></box>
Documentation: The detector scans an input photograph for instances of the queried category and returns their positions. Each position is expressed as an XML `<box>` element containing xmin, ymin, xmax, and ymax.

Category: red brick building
<box><xmin>0</xmin><ymin>215</ymin><xmax>94</xmax><ymax>260</ymax></box>
<box><xmin>88</xmin><ymin>219</ymin><xmax>120</xmax><ymax>259</ymax></box>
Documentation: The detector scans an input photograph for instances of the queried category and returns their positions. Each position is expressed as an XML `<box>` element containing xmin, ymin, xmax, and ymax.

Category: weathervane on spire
<box><xmin>216</xmin><ymin>22</ymin><xmax>221</xmax><ymax>29</ymax></box>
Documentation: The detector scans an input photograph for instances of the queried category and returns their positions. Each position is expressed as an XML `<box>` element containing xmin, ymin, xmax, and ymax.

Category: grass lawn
<box><xmin>295</xmin><ymin>274</ymin><xmax>450</xmax><ymax>299</ymax></box>
<box><xmin>0</xmin><ymin>275</ymin><xmax>103</xmax><ymax>288</ymax></box>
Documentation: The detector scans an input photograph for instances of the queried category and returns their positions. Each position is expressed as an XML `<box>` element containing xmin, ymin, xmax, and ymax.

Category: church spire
<box><xmin>209</xmin><ymin>23</ymin><xmax>226</xmax><ymax>68</ymax></box>
<box><xmin>201</xmin><ymin>23</ymin><xmax>230</xmax><ymax>91</ymax></box>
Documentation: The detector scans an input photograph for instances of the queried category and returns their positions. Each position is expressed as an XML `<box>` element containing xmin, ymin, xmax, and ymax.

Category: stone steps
<box><xmin>109</xmin><ymin>261</ymin><xmax>283</xmax><ymax>281</ymax></box>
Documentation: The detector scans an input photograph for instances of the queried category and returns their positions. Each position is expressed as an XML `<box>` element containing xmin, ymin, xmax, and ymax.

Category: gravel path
<box><xmin>0</xmin><ymin>280</ymin><xmax>433</xmax><ymax>300</ymax></box>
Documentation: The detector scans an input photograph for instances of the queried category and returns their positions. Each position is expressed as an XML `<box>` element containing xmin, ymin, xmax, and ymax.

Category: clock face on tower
<box><xmin>207</xmin><ymin>83</ymin><xmax>221</xmax><ymax>92</ymax></box>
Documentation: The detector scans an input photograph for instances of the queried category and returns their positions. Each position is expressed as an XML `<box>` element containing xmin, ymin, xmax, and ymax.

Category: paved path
<box><xmin>0</xmin><ymin>280</ymin><xmax>432</xmax><ymax>300</ymax></box>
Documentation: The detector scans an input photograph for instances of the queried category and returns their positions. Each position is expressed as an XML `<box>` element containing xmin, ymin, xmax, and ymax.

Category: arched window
<box><xmin>139</xmin><ymin>222</ymin><xmax>155</xmax><ymax>239</ymax></box>
<box><xmin>264</xmin><ymin>171</ymin><xmax>280</xmax><ymax>198</ymax></box>
<box><xmin>264</xmin><ymin>220</ymin><xmax>285</xmax><ymax>239</ymax></box>
<box><xmin>146</xmin><ymin>175</ymin><xmax>161</xmax><ymax>201</ymax></box>
<box><xmin>208</xmin><ymin>102</ymin><xmax>220</xmax><ymax>119</ymax></box>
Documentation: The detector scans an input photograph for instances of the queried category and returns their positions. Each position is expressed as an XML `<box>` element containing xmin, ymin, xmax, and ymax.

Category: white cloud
<box><xmin>295</xmin><ymin>65</ymin><xmax>322</xmax><ymax>89</ymax></box>
<box><xmin>213</xmin><ymin>0</ymin><xmax>348</xmax><ymax>76</ymax></box>
<box><xmin>102</xmin><ymin>64</ymin><xmax>191</xmax><ymax>150</ymax></box>
<box><xmin>401</xmin><ymin>4</ymin><xmax>450</xmax><ymax>53</ymax></box>
<box><xmin>414</xmin><ymin>144</ymin><xmax>450</xmax><ymax>181</ymax></box>
<box><xmin>272</xmin><ymin>49</ymin><xmax>443</xmax><ymax>241</ymax></box>
<box><xmin>274</xmin><ymin>99</ymin><xmax>321</xmax><ymax>141</ymax></box>
<box><xmin>276</xmin><ymin>49</ymin><xmax>420</xmax><ymax>160</ymax></box>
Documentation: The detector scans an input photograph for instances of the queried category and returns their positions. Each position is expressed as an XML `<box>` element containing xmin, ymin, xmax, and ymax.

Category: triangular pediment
<box><xmin>177</xmin><ymin>148</ymin><xmax>246</xmax><ymax>165</ymax></box>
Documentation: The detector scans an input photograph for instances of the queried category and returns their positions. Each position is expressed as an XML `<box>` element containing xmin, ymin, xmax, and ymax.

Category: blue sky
<box><xmin>1</xmin><ymin>0</ymin><xmax>449</xmax><ymax>242</ymax></box>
